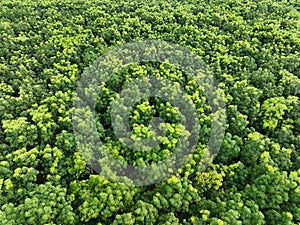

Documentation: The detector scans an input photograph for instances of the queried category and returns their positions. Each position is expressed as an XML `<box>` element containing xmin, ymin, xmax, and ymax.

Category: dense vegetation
<box><xmin>0</xmin><ymin>0</ymin><xmax>299</xmax><ymax>224</ymax></box>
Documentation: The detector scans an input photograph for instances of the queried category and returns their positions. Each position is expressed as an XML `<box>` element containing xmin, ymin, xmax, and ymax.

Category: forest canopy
<box><xmin>0</xmin><ymin>0</ymin><xmax>299</xmax><ymax>224</ymax></box>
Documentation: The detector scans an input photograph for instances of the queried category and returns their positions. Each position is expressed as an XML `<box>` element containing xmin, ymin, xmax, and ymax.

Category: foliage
<box><xmin>0</xmin><ymin>0</ymin><xmax>299</xmax><ymax>224</ymax></box>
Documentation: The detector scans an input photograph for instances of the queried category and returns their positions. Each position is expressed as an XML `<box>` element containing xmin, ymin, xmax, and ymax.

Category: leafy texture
<box><xmin>0</xmin><ymin>0</ymin><xmax>299</xmax><ymax>224</ymax></box>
